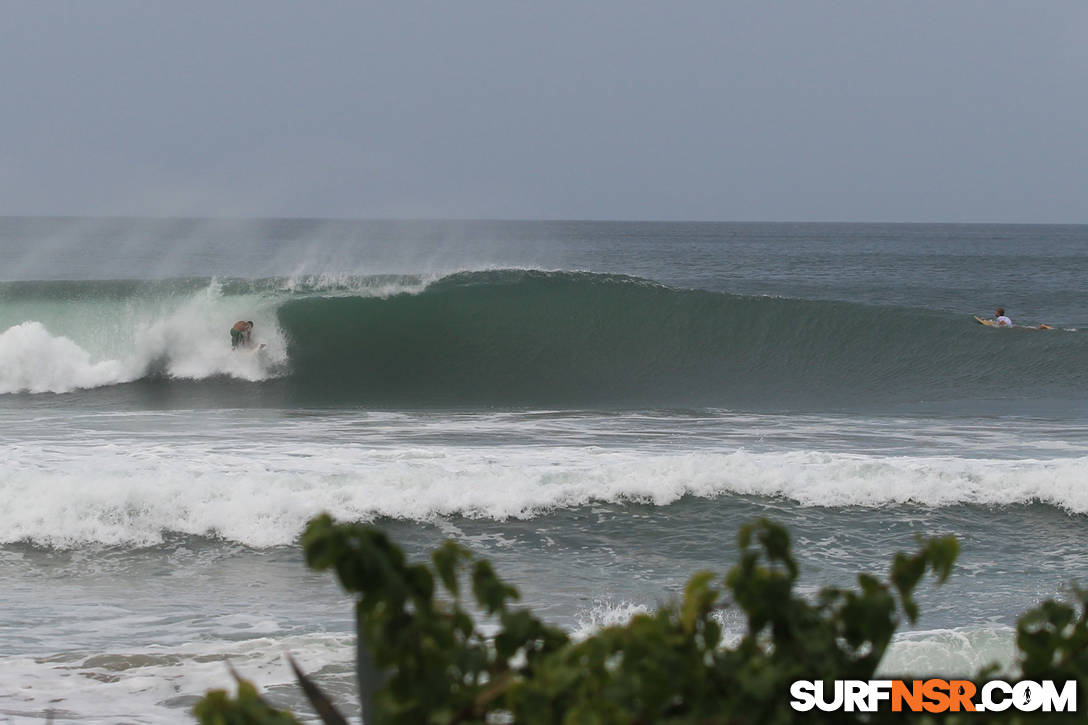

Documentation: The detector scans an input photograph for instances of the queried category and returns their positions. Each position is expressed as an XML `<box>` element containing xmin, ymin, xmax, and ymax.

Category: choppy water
<box><xmin>2</xmin><ymin>219</ymin><xmax>1087</xmax><ymax>722</ymax></box>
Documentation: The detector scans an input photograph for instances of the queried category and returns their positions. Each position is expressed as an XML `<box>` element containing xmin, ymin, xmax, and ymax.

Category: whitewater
<box><xmin>2</xmin><ymin>219</ymin><xmax>1088</xmax><ymax>723</ymax></box>
<box><xmin>4</xmin><ymin>411</ymin><xmax>1088</xmax><ymax>548</ymax></box>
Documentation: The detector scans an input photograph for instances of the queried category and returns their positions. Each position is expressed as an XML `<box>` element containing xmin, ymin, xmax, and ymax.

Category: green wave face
<box><xmin>276</xmin><ymin>270</ymin><xmax>1088</xmax><ymax>408</ymax></box>
<box><xmin>2</xmin><ymin>270</ymin><xmax>1085</xmax><ymax>407</ymax></box>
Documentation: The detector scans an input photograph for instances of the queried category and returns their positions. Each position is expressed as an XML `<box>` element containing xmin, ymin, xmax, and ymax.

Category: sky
<box><xmin>2</xmin><ymin>1</ymin><xmax>1087</xmax><ymax>223</ymax></box>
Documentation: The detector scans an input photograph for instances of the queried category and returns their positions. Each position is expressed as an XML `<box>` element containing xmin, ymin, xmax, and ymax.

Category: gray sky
<box><xmin>2</xmin><ymin>1</ymin><xmax>1087</xmax><ymax>222</ymax></box>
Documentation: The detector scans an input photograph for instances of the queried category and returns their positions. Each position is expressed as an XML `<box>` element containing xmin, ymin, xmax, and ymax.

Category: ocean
<box><xmin>2</xmin><ymin>218</ymin><xmax>1087</xmax><ymax>722</ymax></box>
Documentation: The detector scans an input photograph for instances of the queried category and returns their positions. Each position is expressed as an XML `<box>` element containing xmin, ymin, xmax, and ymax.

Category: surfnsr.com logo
<box><xmin>790</xmin><ymin>680</ymin><xmax>1077</xmax><ymax>714</ymax></box>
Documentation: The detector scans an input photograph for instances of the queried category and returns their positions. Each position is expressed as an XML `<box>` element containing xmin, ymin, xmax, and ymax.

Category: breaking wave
<box><xmin>3</xmin><ymin>443</ymin><xmax>1085</xmax><ymax>548</ymax></box>
<box><xmin>2</xmin><ymin>270</ymin><xmax>1085</xmax><ymax>407</ymax></box>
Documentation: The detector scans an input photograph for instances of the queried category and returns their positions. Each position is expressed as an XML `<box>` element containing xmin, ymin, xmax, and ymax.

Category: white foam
<box><xmin>0</xmin><ymin>633</ymin><xmax>355</xmax><ymax>725</ymax></box>
<box><xmin>0</xmin><ymin>322</ymin><xmax>132</xmax><ymax>393</ymax></box>
<box><xmin>2</xmin><ymin>437</ymin><xmax>1087</xmax><ymax>548</ymax></box>
<box><xmin>0</xmin><ymin>283</ymin><xmax>287</xmax><ymax>394</ymax></box>
<box><xmin>878</xmin><ymin>626</ymin><xmax>1017</xmax><ymax>677</ymax></box>
<box><xmin>571</xmin><ymin>600</ymin><xmax>653</xmax><ymax>640</ymax></box>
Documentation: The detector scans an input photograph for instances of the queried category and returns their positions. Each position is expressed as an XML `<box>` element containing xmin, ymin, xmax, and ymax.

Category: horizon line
<box><xmin>2</xmin><ymin>214</ymin><xmax>1087</xmax><ymax>227</ymax></box>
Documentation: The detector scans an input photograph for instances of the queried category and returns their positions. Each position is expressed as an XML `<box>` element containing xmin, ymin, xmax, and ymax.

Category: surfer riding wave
<box><xmin>230</xmin><ymin>320</ymin><xmax>254</xmax><ymax>349</ymax></box>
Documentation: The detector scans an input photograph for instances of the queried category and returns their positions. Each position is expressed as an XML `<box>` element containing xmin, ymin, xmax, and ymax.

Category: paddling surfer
<box><xmin>990</xmin><ymin>308</ymin><xmax>1052</xmax><ymax>329</ymax></box>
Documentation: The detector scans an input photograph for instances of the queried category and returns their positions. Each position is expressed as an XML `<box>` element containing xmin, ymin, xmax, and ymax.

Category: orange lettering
<box><xmin>922</xmin><ymin>679</ymin><xmax>950</xmax><ymax>713</ymax></box>
<box><xmin>948</xmin><ymin>680</ymin><xmax>976</xmax><ymax>712</ymax></box>
<box><xmin>892</xmin><ymin>680</ymin><xmax>924</xmax><ymax>712</ymax></box>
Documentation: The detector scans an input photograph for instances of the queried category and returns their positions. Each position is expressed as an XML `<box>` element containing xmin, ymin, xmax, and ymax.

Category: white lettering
<box><xmin>1040</xmin><ymin>680</ymin><xmax>1077</xmax><ymax>713</ymax></box>
<box><xmin>868</xmin><ymin>680</ymin><xmax>892</xmax><ymax>711</ymax></box>
<box><xmin>1014</xmin><ymin>681</ymin><xmax>1043</xmax><ymax>712</ymax></box>
<box><xmin>788</xmin><ymin>678</ymin><xmax>1074</xmax><ymax>714</ymax></box>
<box><xmin>815</xmin><ymin>681</ymin><xmax>844</xmax><ymax>712</ymax></box>
<box><xmin>845</xmin><ymin>680</ymin><xmax>867</xmax><ymax>712</ymax></box>
<box><xmin>982</xmin><ymin>680</ymin><xmax>1012</xmax><ymax>712</ymax></box>
<box><xmin>790</xmin><ymin>681</ymin><xmax>816</xmax><ymax>712</ymax></box>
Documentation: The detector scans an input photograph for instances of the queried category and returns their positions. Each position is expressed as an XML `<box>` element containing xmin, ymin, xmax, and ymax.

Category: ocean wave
<box><xmin>277</xmin><ymin>269</ymin><xmax>1088</xmax><ymax>407</ymax></box>
<box><xmin>3</xmin><ymin>445</ymin><xmax>1086</xmax><ymax>548</ymax></box>
<box><xmin>2</xmin><ymin>270</ymin><xmax>1086</xmax><ymax>405</ymax></box>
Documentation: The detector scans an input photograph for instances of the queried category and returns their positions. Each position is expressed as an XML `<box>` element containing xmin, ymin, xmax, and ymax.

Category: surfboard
<box><xmin>974</xmin><ymin>316</ymin><xmax>998</xmax><ymax>327</ymax></box>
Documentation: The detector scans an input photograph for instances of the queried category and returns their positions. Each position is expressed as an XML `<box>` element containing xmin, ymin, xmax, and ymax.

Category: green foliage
<box><xmin>299</xmin><ymin>514</ymin><xmax>570</xmax><ymax>723</ymax></box>
<box><xmin>194</xmin><ymin>673</ymin><xmax>301</xmax><ymax>725</ymax></box>
<box><xmin>195</xmin><ymin>515</ymin><xmax>1088</xmax><ymax>724</ymax></box>
<box><xmin>1017</xmin><ymin>588</ymin><xmax>1088</xmax><ymax>687</ymax></box>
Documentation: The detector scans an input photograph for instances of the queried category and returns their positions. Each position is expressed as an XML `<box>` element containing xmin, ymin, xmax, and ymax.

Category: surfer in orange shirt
<box><xmin>230</xmin><ymin>320</ymin><xmax>254</xmax><ymax>349</ymax></box>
